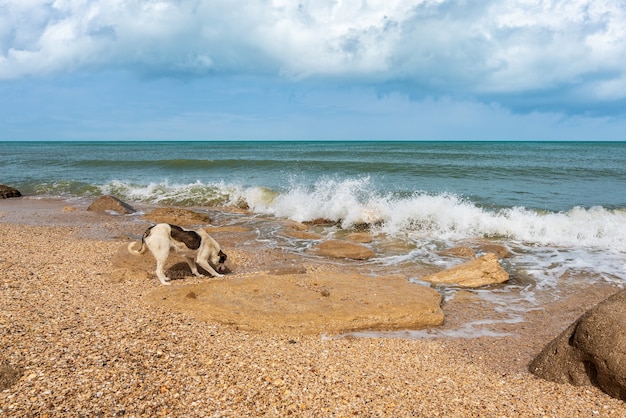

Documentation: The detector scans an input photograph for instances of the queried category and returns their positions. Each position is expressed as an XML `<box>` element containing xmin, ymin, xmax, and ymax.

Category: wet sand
<box><xmin>1</xmin><ymin>198</ymin><xmax>624</xmax><ymax>416</ymax></box>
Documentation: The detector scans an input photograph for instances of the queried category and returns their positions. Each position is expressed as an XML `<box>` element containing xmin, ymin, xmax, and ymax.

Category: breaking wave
<box><xmin>26</xmin><ymin>176</ymin><xmax>626</xmax><ymax>252</ymax></box>
<box><xmin>245</xmin><ymin>177</ymin><xmax>626</xmax><ymax>252</ymax></box>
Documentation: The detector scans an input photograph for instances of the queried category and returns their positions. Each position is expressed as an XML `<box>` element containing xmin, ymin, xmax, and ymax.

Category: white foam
<box><xmin>248</xmin><ymin>177</ymin><xmax>626</xmax><ymax>251</ymax></box>
<box><xmin>249</xmin><ymin>177</ymin><xmax>380</xmax><ymax>227</ymax></box>
<box><xmin>96</xmin><ymin>177</ymin><xmax>626</xmax><ymax>252</ymax></box>
<box><xmin>329</xmin><ymin>319</ymin><xmax>519</xmax><ymax>340</ymax></box>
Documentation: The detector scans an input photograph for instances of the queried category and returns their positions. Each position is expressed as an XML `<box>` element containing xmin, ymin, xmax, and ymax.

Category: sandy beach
<box><xmin>1</xmin><ymin>198</ymin><xmax>625</xmax><ymax>417</ymax></box>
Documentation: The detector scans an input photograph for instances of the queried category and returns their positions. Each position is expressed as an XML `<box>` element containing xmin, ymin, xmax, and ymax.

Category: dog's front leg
<box><xmin>186</xmin><ymin>257</ymin><xmax>204</xmax><ymax>277</ymax></box>
<box><xmin>196</xmin><ymin>259</ymin><xmax>224</xmax><ymax>278</ymax></box>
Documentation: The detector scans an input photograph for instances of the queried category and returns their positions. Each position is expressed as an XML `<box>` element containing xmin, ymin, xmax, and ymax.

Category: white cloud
<box><xmin>481</xmin><ymin>1</ymin><xmax>626</xmax><ymax>94</ymax></box>
<box><xmin>1</xmin><ymin>0</ymin><xmax>626</xmax><ymax>106</ymax></box>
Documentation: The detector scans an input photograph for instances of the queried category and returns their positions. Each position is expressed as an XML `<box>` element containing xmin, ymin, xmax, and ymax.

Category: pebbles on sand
<box><xmin>1</xmin><ymin>201</ymin><xmax>625</xmax><ymax>416</ymax></box>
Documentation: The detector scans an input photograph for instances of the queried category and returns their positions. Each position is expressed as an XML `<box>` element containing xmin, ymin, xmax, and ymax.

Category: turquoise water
<box><xmin>3</xmin><ymin>141</ymin><xmax>625</xmax><ymax>212</ymax></box>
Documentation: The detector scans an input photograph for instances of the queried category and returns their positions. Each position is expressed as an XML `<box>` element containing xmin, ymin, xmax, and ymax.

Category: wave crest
<box><xmin>249</xmin><ymin>177</ymin><xmax>626</xmax><ymax>251</ymax></box>
<box><xmin>31</xmin><ymin>177</ymin><xmax>625</xmax><ymax>251</ymax></box>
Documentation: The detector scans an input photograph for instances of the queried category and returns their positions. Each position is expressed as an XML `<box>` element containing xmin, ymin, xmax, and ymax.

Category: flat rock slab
<box><xmin>145</xmin><ymin>273</ymin><xmax>444</xmax><ymax>335</ymax></box>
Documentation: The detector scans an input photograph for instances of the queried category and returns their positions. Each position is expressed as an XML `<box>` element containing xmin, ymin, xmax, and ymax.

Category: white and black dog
<box><xmin>128</xmin><ymin>223</ymin><xmax>227</xmax><ymax>285</ymax></box>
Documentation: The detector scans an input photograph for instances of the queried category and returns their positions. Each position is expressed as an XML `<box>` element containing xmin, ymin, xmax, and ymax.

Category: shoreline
<box><xmin>1</xmin><ymin>197</ymin><xmax>625</xmax><ymax>416</ymax></box>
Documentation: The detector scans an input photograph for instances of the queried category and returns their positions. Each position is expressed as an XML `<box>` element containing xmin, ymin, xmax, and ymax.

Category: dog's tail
<box><xmin>127</xmin><ymin>240</ymin><xmax>146</xmax><ymax>255</ymax></box>
<box><xmin>128</xmin><ymin>227</ymin><xmax>150</xmax><ymax>255</ymax></box>
<box><xmin>128</xmin><ymin>225</ymin><xmax>155</xmax><ymax>256</ymax></box>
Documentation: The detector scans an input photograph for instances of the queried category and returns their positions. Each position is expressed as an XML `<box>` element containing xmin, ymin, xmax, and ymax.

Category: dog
<box><xmin>128</xmin><ymin>223</ymin><xmax>227</xmax><ymax>285</ymax></box>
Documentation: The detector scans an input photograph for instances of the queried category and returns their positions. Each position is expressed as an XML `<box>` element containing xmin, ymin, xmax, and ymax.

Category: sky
<box><xmin>1</xmin><ymin>0</ymin><xmax>626</xmax><ymax>141</ymax></box>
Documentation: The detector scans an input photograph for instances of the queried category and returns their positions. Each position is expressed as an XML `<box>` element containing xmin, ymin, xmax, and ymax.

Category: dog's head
<box><xmin>211</xmin><ymin>249</ymin><xmax>228</xmax><ymax>273</ymax></box>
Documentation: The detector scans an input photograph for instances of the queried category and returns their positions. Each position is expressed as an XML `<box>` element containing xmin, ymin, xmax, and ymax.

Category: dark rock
<box><xmin>87</xmin><ymin>195</ymin><xmax>136</xmax><ymax>214</ymax></box>
<box><xmin>0</xmin><ymin>185</ymin><xmax>21</xmax><ymax>199</ymax></box>
<box><xmin>529</xmin><ymin>289</ymin><xmax>626</xmax><ymax>401</ymax></box>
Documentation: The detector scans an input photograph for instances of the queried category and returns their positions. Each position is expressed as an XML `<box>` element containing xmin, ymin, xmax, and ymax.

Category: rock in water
<box><xmin>0</xmin><ymin>185</ymin><xmax>21</xmax><ymax>199</ymax></box>
<box><xmin>87</xmin><ymin>195</ymin><xmax>136</xmax><ymax>214</ymax></box>
<box><xmin>420</xmin><ymin>253</ymin><xmax>509</xmax><ymax>288</ymax></box>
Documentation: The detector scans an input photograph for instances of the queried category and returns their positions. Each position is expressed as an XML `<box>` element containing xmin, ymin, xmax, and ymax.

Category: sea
<box><xmin>2</xmin><ymin>140</ymin><xmax>625</xmax><ymax>337</ymax></box>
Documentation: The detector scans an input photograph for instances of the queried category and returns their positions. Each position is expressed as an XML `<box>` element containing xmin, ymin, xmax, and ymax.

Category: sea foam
<box><xmin>246</xmin><ymin>177</ymin><xmax>626</xmax><ymax>252</ymax></box>
<box><xmin>98</xmin><ymin>177</ymin><xmax>626</xmax><ymax>252</ymax></box>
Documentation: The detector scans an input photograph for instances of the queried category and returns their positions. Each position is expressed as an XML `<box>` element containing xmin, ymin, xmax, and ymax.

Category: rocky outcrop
<box><xmin>142</xmin><ymin>207</ymin><xmax>210</xmax><ymax>225</ymax></box>
<box><xmin>144</xmin><ymin>273</ymin><xmax>444</xmax><ymax>334</ymax></box>
<box><xmin>311</xmin><ymin>240</ymin><xmax>375</xmax><ymax>260</ymax></box>
<box><xmin>420</xmin><ymin>253</ymin><xmax>509</xmax><ymax>288</ymax></box>
<box><xmin>0</xmin><ymin>185</ymin><xmax>21</xmax><ymax>199</ymax></box>
<box><xmin>87</xmin><ymin>195</ymin><xmax>136</xmax><ymax>214</ymax></box>
<box><xmin>529</xmin><ymin>289</ymin><xmax>626</xmax><ymax>402</ymax></box>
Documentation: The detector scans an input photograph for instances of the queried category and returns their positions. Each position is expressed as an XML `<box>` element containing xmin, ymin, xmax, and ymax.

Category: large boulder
<box><xmin>87</xmin><ymin>195</ymin><xmax>136</xmax><ymax>214</ymax></box>
<box><xmin>0</xmin><ymin>185</ymin><xmax>21</xmax><ymax>199</ymax></box>
<box><xmin>311</xmin><ymin>240</ymin><xmax>375</xmax><ymax>260</ymax></box>
<box><xmin>529</xmin><ymin>289</ymin><xmax>626</xmax><ymax>402</ymax></box>
<box><xmin>142</xmin><ymin>207</ymin><xmax>210</xmax><ymax>226</ymax></box>
<box><xmin>144</xmin><ymin>273</ymin><xmax>444</xmax><ymax>334</ymax></box>
<box><xmin>420</xmin><ymin>253</ymin><xmax>509</xmax><ymax>288</ymax></box>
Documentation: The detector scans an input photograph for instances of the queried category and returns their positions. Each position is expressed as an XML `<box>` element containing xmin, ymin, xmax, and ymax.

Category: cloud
<box><xmin>1</xmin><ymin>0</ymin><xmax>626</xmax><ymax>113</ymax></box>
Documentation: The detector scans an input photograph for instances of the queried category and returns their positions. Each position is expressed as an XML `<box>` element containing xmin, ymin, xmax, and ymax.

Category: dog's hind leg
<box><xmin>154</xmin><ymin>259</ymin><xmax>171</xmax><ymax>285</ymax></box>
<box><xmin>156</xmin><ymin>260</ymin><xmax>170</xmax><ymax>286</ymax></box>
<box><xmin>147</xmin><ymin>239</ymin><xmax>172</xmax><ymax>285</ymax></box>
